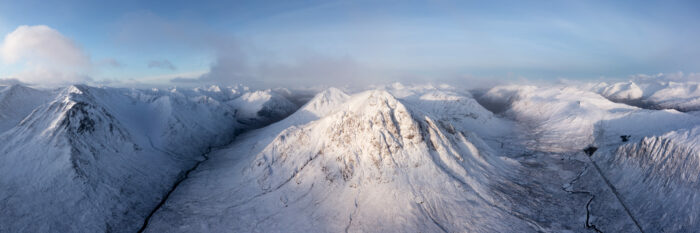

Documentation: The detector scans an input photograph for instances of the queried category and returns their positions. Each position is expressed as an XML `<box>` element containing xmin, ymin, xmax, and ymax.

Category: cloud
<box><xmin>175</xmin><ymin>51</ymin><xmax>372</xmax><ymax>88</ymax></box>
<box><xmin>169</xmin><ymin>38</ymin><xmax>381</xmax><ymax>88</ymax></box>
<box><xmin>110</xmin><ymin>12</ymin><xmax>378</xmax><ymax>88</ymax></box>
<box><xmin>148</xmin><ymin>59</ymin><xmax>176</xmax><ymax>70</ymax></box>
<box><xmin>0</xmin><ymin>25</ymin><xmax>89</xmax><ymax>66</ymax></box>
<box><xmin>113</xmin><ymin>12</ymin><xmax>379</xmax><ymax>88</ymax></box>
<box><xmin>0</xmin><ymin>25</ymin><xmax>91</xmax><ymax>86</ymax></box>
<box><xmin>256</xmin><ymin>54</ymin><xmax>365</xmax><ymax>86</ymax></box>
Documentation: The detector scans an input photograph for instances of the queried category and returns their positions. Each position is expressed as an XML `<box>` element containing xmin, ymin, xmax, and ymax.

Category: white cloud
<box><xmin>0</xmin><ymin>25</ymin><xmax>91</xmax><ymax>86</ymax></box>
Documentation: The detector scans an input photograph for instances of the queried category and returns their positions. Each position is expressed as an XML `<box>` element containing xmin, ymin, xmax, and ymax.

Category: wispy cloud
<box><xmin>148</xmin><ymin>59</ymin><xmax>176</xmax><ymax>70</ymax></box>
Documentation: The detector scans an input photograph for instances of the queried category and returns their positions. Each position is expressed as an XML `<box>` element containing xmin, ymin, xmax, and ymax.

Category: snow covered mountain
<box><xmin>145</xmin><ymin>88</ymin><xmax>532</xmax><ymax>232</ymax></box>
<box><xmin>0</xmin><ymin>84</ymin><xmax>300</xmax><ymax>232</ymax></box>
<box><xmin>482</xmin><ymin>84</ymin><xmax>699</xmax><ymax>152</ymax></box>
<box><xmin>142</xmin><ymin>86</ymin><xmax>635</xmax><ymax>232</ymax></box>
<box><xmin>593</xmin><ymin>80</ymin><xmax>700</xmax><ymax>111</ymax></box>
<box><xmin>598</xmin><ymin>81</ymin><xmax>643</xmax><ymax>102</ymax></box>
<box><xmin>173</xmin><ymin>84</ymin><xmax>249</xmax><ymax>102</ymax></box>
<box><xmin>645</xmin><ymin>82</ymin><xmax>700</xmax><ymax>111</ymax></box>
<box><xmin>2</xmin><ymin>81</ymin><xmax>699</xmax><ymax>232</ymax></box>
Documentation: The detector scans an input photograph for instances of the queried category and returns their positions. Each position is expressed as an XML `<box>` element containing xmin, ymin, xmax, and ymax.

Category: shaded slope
<box><xmin>0</xmin><ymin>84</ymin><xmax>52</xmax><ymax>133</ymax></box>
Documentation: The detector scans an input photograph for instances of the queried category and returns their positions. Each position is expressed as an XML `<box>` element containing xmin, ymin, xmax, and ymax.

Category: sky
<box><xmin>0</xmin><ymin>0</ymin><xmax>699</xmax><ymax>88</ymax></box>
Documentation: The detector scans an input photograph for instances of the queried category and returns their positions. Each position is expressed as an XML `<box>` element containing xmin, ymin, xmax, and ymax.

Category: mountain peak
<box><xmin>299</xmin><ymin>87</ymin><xmax>349</xmax><ymax>115</ymax></box>
<box><xmin>252</xmin><ymin>89</ymin><xmax>433</xmax><ymax>187</ymax></box>
<box><xmin>319</xmin><ymin>87</ymin><xmax>347</xmax><ymax>98</ymax></box>
<box><xmin>601</xmin><ymin>81</ymin><xmax>643</xmax><ymax>100</ymax></box>
<box><xmin>65</xmin><ymin>84</ymin><xmax>88</xmax><ymax>94</ymax></box>
<box><xmin>345</xmin><ymin>89</ymin><xmax>401</xmax><ymax>110</ymax></box>
<box><xmin>159</xmin><ymin>87</ymin><xmax>527</xmax><ymax>232</ymax></box>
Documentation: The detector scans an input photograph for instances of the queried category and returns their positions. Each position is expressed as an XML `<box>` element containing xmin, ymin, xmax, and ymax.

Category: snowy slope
<box><xmin>0</xmin><ymin>85</ymin><xmax>241</xmax><ymax>232</ymax></box>
<box><xmin>599</xmin><ymin>81</ymin><xmax>643</xmax><ymax>101</ymax></box>
<box><xmin>0</xmin><ymin>84</ymin><xmax>52</xmax><ymax>133</ymax></box>
<box><xmin>594</xmin><ymin>126</ymin><xmax>700</xmax><ymax>232</ymax></box>
<box><xmin>121</xmin><ymin>87</ymin><xmax>241</xmax><ymax>154</ymax></box>
<box><xmin>394</xmin><ymin>87</ymin><xmax>515</xmax><ymax>140</ymax></box>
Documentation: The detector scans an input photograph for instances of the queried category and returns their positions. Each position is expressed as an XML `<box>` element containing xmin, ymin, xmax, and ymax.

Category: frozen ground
<box><xmin>0</xmin><ymin>81</ymin><xmax>698</xmax><ymax>232</ymax></box>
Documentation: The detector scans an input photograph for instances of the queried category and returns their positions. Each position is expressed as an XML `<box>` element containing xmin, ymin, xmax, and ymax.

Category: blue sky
<box><xmin>0</xmin><ymin>0</ymin><xmax>699</xmax><ymax>87</ymax></box>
